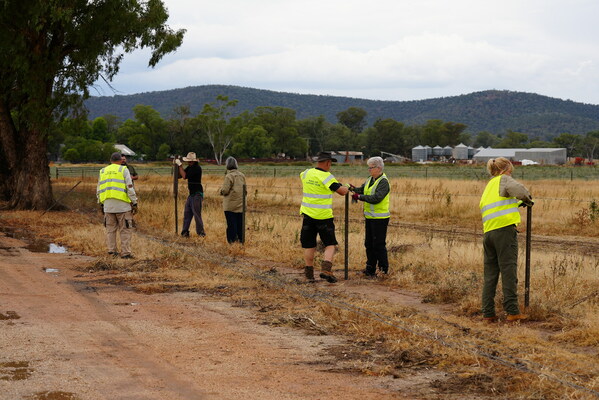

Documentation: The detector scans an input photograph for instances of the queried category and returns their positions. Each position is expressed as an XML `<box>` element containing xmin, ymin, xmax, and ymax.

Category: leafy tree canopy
<box><xmin>0</xmin><ymin>0</ymin><xmax>185</xmax><ymax>209</ymax></box>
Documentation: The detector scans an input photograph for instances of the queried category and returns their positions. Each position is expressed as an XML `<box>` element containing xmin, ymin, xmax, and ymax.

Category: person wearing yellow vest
<box><xmin>349</xmin><ymin>157</ymin><xmax>391</xmax><ymax>277</ymax></box>
<box><xmin>480</xmin><ymin>157</ymin><xmax>533</xmax><ymax>323</ymax></box>
<box><xmin>300</xmin><ymin>151</ymin><xmax>349</xmax><ymax>283</ymax></box>
<box><xmin>97</xmin><ymin>152</ymin><xmax>138</xmax><ymax>259</ymax></box>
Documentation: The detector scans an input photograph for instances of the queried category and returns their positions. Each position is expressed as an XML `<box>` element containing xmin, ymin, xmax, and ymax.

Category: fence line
<box><xmin>50</xmin><ymin>165</ymin><xmax>599</xmax><ymax>181</ymax></box>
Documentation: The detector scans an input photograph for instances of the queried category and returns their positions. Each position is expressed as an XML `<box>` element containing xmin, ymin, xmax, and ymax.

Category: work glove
<box><xmin>174</xmin><ymin>158</ymin><xmax>182</xmax><ymax>167</ymax></box>
<box><xmin>345</xmin><ymin>183</ymin><xmax>356</xmax><ymax>192</ymax></box>
<box><xmin>351</xmin><ymin>193</ymin><xmax>360</xmax><ymax>204</ymax></box>
<box><xmin>519</xmin><ymin>200</ymin><xmax>534</xmax><ymax>208</ymax></box>
<box><xmin>131</xmin><ymin>203</ymin><xmax>138</xmax><ymax>215</ymax></box>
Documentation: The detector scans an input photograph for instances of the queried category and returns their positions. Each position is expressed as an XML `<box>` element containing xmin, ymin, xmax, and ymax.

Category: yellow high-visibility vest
<box><xmin>363</xmin><ymin>173</ymin><xmax>390</xmax><ymax>219</ymax></box>
<box><xmin>479</xmin><ymin>175</ymin><xmax>520</xmax><ymax>233</ymax></box>
<box><xmin>98</xmin><ymin>164</ymin><xmax>131</xmax><ymax>203</ymax></box>
<box><xmin>299</xmin><ymin>168</ymin><xmax>338</xmax><ymax>219</ymax></box>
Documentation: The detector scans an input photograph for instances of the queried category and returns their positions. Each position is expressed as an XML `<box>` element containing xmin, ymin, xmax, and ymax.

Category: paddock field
<box><xmin>6</xmin><ymin>165</ymin><xmax>598</xmax><ymax>398</ymax></box>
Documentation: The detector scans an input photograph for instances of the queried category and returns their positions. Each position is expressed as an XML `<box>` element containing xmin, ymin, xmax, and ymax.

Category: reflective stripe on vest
<box><xmin>479</xmin><ymin>175</ymin><xmax>520</xmax><ymax>233</ymax></box>
<box><xmin>99</xmin><ymin>164</ymin><xmax>131</xmax><ymax>203</ymax></box>
<box><xmin>363</xmin><ymin>173</ymin><xmax>391</xmax><ymax>219</ymax></box>
<box><xmin>300</xmin><ymin>168</ymin><xmax>338</xmax><ymax>219</ymax></box>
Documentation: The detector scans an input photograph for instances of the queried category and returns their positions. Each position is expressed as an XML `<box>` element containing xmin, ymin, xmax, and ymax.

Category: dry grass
<box><xmin>2</xmin><ymin>171</ymin><xmax>599</xmax><ymax>398</ymax></box>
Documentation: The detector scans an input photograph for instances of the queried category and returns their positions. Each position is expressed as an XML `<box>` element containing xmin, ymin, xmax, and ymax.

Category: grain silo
<box><xmin>424</xmin><ymin>145</ymin><xmax>432</xmax><ymax>159</ymax></box>
<box><xmin>453</xmin><ymin>143</ymin><xmax>468</xmax><ymax>160</ymax></box>
<box><xmin>443</xmin><ymin>145</ymin><xmax>453</xmax><ymax>157</ymax></box>
<box><xmin>467</xmin><ymin>146</ymin><xmax>476</xmax><ymax>159</ymax></box>
<box><xmin>432</xmin><ymin>145</ymin><xmax>443</xmax><ymax>156</ymax></box>
<box><xmin>412</xmin><ymin>145</ymin><xmax>427</xmax><ymax>162</ymax></box>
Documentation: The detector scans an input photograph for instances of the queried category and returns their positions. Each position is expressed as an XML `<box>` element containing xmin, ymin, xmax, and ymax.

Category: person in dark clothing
<box><xmin>350</xmin><ymin>156</ymin><xmax>391</xmax><ymax>277</ymax></box>
<box><xmin>175</xmin><ymin>152</ymin><xmax>205</xmax><ymax>237</ymax></box>
<box><xmin>121</xmin><ymin>154</ymin><xmax>138</xmax><ymax>181</ymax></box>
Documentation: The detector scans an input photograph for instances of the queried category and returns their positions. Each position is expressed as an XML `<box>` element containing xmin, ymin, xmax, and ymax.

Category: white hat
<box><xmin>182</xmin><ymin>152</ymin><xmax>199</xmax><ymax>162</ymax></box>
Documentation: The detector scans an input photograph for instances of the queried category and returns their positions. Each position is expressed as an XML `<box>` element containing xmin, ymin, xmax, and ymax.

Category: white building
<box><xmin>472</xmin><ymin>148</ymin><xmax>567</xmax><ymax>164</ymax></box>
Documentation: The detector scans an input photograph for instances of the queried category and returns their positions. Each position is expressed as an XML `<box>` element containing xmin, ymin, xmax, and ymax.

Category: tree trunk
<box><xmin>0</xmin><ymin>100</ymin><xmax>54</xmax><ymax>209</ymax></box>
<box><xmin>8</xmin><ymin>127</ymin><xmax>54</xmax><ymax>210</ymax></box>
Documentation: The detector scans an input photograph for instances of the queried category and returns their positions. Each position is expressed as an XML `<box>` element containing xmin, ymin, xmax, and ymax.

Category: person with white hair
<box><xmin>219</xmin><ymin>156</ymin><xmax>246</xmax><ymax>243</ymax></box>
<box><xmin>350</xmin><ymin>156</ymin><xmax>391</xmax><ymax>277</ymax></box>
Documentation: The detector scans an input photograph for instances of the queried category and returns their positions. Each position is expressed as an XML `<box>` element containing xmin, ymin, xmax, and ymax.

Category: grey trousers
<box><xmin>182</xmin><ymin>193</ymin><xmax>205</xmax><ymax>235</ymax></box>
<box><xmin>482</xmin><ymin>224</ymin><xmax>520</xmax><ymax>317</ymax></box>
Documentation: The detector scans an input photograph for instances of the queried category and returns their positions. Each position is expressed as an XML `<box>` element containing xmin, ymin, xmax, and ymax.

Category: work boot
<box><xmin>483</xmin><ymin>316</ymin><xmax>498</xmax><ymax>324</ymax></box>
<box><xmin>506</xmin><ymin>313</ymin><xmax>528</xmax><ymax>322</ymax></box>
<box><xmin>363</xmin><ymin>265</ymin><xmax>376</xmax><ymax>277</ymax></box>
<box><xmin>304</xmin><ymin>266</ymin><xmax>315</xmax><ymax>282</ymax></box>
<box><xmin>181</xmin><ymin>230</ymin><xmax>190</xmax><ymax>238</ymax></box>
<box><xmin>319</xmin><ymin>260</ymin><xmax>337</xmax><ymax>283</ymax></box>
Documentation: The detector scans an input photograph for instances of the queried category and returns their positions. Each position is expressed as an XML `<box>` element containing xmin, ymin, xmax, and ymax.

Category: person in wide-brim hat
<box><xmin>174</xmin><ymin>151</ymin><xmax>206</xmax><ymax>237</ymax></box>
<box><xmin>315</xmin><ymin>151</ymin><xmax>337</xmax><ymax>162</ymax></box>
<box><xmin>182</xmin><ymin>152</ymin><xmax>199</xmax><ymax>162</ymax></box>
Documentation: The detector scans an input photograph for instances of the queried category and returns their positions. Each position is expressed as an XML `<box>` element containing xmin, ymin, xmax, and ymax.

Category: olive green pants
<box><xmin>482</xmin><ymin>224</ymin><xmax>520</xmax><ymax>317</ymax></box>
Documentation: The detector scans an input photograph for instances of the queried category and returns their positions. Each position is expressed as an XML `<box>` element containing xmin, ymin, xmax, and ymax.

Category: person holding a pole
<box><xmin>480</xmin><ymin>157</ymin><xmax>533</xmax><ymax>323</ymax></box>
<box><xmin>349</xmin><ymin>156</ymin><xmax>391</xmax><ymax>278</ymax></box>
<box><xmin>175</xmin><ymin>152</ymin><xmax>206</xmax><ymax>238</ymax></box>
<box><xmin>97</xmin><ymin>152</ymin><xmax>138</xmax><ymax>259</ymax></box>
<box><xmin>300</xmin><ymin>151</ymin><xmax>349</xmax><ymax>283</ymax></box>
<box><xmin>219</xmin><ymin>156</ymin><xmax>246</xmax><ymax>244</ymax></box>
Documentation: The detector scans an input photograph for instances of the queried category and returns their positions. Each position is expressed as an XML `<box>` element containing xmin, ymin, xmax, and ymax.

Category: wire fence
<box><xmin>50</xmin><ymin>164</ymin><xmax>599</xmax><ymax>181</ymax></box>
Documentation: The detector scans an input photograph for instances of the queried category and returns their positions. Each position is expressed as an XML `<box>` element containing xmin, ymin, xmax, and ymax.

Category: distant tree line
<box><xmin>52</xmin><ymin>97</ymin><xmax>599</xmax><ymax>164</ymax></box>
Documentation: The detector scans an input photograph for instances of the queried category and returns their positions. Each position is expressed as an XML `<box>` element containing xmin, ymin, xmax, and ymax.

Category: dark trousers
<box><xmin>225</xmin><ymin>211</ymin><xmax>243</xmax><ymax>243</ymax></box>
<box><xmin>182</xmin><ymin>193</ymin><xmax>205</xmax><ymax>235</ymax></box>
<box><xmin>364</xmin><ymin>218</ymin><xmax>389</xmax><ymax>274</ymax></box>
<box><xmin>482</xmin><ymin>224</ymin><xmax>519</xmax><ymax>317</ymax></box>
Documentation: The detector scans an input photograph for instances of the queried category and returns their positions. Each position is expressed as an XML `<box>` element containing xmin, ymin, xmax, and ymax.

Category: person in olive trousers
<box><xmin>480</xmin><ymin>157</ymin><xmax>533</xmax><ymax>323</ymax></box>
<box><xmin>219</xmin><ymin>156</ymin><xmax>246</xmax><ymax>243</ymax></box>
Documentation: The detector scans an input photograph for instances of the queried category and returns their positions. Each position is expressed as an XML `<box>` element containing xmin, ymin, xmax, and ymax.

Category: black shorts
<box><xmin>300</xmin><ymin>214</ymin><xmax>338</xmax><ymax>248</ymax></box>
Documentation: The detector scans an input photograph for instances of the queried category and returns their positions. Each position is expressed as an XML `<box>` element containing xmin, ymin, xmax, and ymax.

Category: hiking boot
<box><xmin>181</xmin><ymin>231</ymin><xmax>190</xmax><ymax>238</ymax></box>
<box><xmin>319</xmin><ymin>271</ymin><xmax>338</xmax><ymax>283</ymax></box>
<box><xmin>304</xmin><ymin>266</ymin><xmax>315</xmax><ymax>282</ymax></box>
<box><xmin>483</xmin><ymin>316</ymin><xmax>498</xmax><ymax>324</ymax></box>
<box><xmin>107</xmin><ymin>251</ymin><xmax>119</xmax><ymax>257</ymax></box>
<box><xmin>319</xmin><ymin>260</ymin><xmax>337</xmax><ymax>283</ymax></box>
<box><xmin>506</xmin><ymin>314</ymin><xmax>528</xmax><ymax>322</ymax></box>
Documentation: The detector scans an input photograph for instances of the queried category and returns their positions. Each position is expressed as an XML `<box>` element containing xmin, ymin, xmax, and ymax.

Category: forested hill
<box><xmin>84</xmin><ymin>85</ymin><xmax>599</xmax><ymax>139</ymax></box>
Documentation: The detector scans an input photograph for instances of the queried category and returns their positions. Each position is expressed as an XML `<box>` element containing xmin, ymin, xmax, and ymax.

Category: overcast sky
<box><xmin>93</xmin><ymin>0</ymin><xmax>599</xmax><ymax>105</ymax></box>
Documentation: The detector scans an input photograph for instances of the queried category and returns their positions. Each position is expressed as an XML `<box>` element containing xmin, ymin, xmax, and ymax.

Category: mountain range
<box><xmin>84</xmin><ymin>85</ymin><xmax>599</xmax><ymax>139</ymax></box>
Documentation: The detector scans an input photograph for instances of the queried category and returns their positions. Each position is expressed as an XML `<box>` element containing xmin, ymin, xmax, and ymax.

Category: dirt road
<box><xmin>0</xmin><ymin>232</ymin><xmax>443</xmax><ymax>400</ymax></box>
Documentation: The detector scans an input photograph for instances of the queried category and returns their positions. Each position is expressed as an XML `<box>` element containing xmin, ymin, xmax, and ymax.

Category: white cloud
<box><xmin>95</xmin><ymin>0</ymin><xmax>599</xmax><ymax>104</ymax></box>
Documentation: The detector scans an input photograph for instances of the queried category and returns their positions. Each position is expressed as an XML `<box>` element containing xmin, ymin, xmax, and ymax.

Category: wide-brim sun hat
<box><xmin>182</xmin><ymin>152</ymin><xmax>199</xmax><ymax>162</ymax></box>
<box><xmin>316</xmin><ymin>151</ymin><xmax>337</xmax><ymax>162</ymax></box>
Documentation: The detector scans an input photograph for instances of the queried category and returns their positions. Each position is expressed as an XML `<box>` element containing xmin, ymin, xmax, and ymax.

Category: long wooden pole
<box><xmin>524</xmin><ymin>206</ymin><xmax>532</xmax><ymax>308</ymax></box>
<box><xmin>241</xmin><ymin>184</ymin><xmax>247</xmax><ymax>244</ymax></box>
<box><xmin>344</xmin><ymin>193</ymin><xmax>349</xmax><ymax>280</ymax></box>
<box><xmin>173</xmin><ymin>160</ymin><xmax>179</xmax><ymax>234</ymax></box>
<box><xmin>41</xmin><ymin>181</ymin><xmax>82</xmax><ymax>216</ymax></box>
